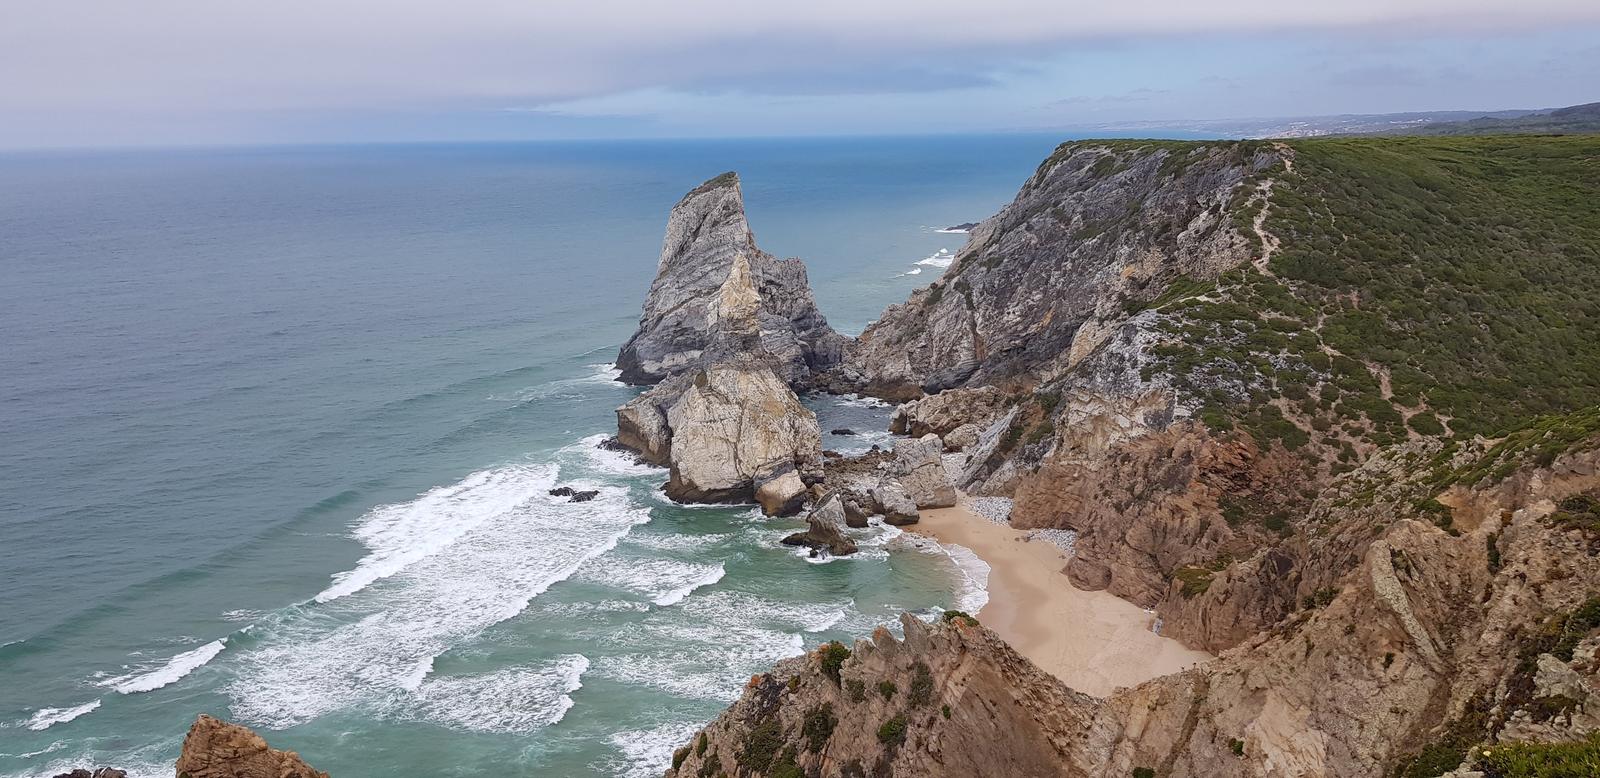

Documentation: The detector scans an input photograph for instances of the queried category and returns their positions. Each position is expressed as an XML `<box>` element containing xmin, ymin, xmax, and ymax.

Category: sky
<box><xmin>2</xmin><ymin>0</ymin><xmax>1598</xmax><ymax>148</ymax></box>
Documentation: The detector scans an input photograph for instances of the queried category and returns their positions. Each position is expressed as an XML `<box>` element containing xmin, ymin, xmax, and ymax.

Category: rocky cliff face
<box><xmin>667</xmin><ymin>437</ymin><xmax>1600</xmax><ymax>777</ymax></box>
<box><xmin>174</xmin><ymin>715</ymin><xmax>328</xmax><ymax>778</ymax></box>
<box><xmin>617</xmin><ymin>172</ymin><xmax>847</xmax><ymax>387</ymax></box>
<box><xmin>834</xmin><ymin>141</ymin><xmax>1285</xmax><ymax>399</ymax></box>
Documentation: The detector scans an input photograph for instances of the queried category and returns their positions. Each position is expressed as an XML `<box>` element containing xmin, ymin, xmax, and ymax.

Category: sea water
<box><xmin>0</xmin><ymin>134</ymin><xmax>1078</xmax><ymax>776</ymax></box>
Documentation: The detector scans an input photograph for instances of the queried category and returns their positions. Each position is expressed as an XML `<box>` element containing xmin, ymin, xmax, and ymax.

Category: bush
<box><xmin>738</xmin><ymin>720</ymin><xmax>784</xmax><ymax>773</ymax></box>
<box><xmin>1229</xmin><ymin>738</ymin><xmax>1245</xmax><ymax>757</ymax></box>
<box><xmin>819</xmin><ymin>641</ymin><xmax>851</xmax><ymax>684</ymax></box>
<box><xmin>802</xmin><ymin>704</ymin><xmax>836</xmax><ymax>752</ymax></box>
<box><xmin>942</xmin><ymin>610</ymin><xmax>979</xmax><ymax>627</ymax></box>
<box><xmin>846</xmin><ymin>678</ymin><xmax>866</xmax><ymax>703</ymax></box>
<box><xmin>1133</xmin><ymin>770</ymin><xmax>1156</xmax><ymax>778</ymax></box>
<box><xmin>908</xmin><ymin>662</ymin><xmax>935</xmax><ymax>708</ymax></box>
<box><xmin>878</xmin><ymin>680</ymin><xmax>897</xmax><ymax>701</ymax></box>
<box><xmin>877</xmin><ymin>714</ymin><xmax>908</xmax><ymax>747</ymax></box>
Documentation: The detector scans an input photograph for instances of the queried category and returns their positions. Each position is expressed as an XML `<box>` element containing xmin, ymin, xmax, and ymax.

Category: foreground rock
<box><xmin>663</xmin><ymin>362</ymin><xmax>821</xmax><ymax>505</ymax></box>
<box><xmin>616</xmin><ymin>171</ymin><xmax>845</xmax><ymax>387</ymax></box>
<box><xmin>50</xmin><ymin>770</ymin><xmax>124</xmax><ymax>778</ymax></box>
<box><xmin>175</xmin><ymin>714</ymin><xmax>328</xmax><ymax>778</ymax></box>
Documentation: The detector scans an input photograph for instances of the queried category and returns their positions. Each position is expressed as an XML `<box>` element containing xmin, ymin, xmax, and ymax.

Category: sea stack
<box><xmin>614</xmin><ymin>173</ymin><xmax>834</xmax><ymax>513</ymax></box>
<box><xmin>615</xmin><ymin>171</ymin><xmax>846</xmax><ymax>387</ymax></box>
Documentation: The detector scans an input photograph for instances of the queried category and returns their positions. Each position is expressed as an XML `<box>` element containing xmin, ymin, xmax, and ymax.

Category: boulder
<box><xmin>174</xmin><ymin>714</ymin><xmax>328</xmax><ymax>778</ymax></box>
<box><xmin>943</xmin><ymin>423</ymin><xmax>981</xmax><ymax>452</ymax></box>
<box><xmin>830</xmin><ymin>428</ymin><xmax>857</xmax><ymax>435</ymax></box>
<box><xmin>893</xmin><ymin>434</ymin><xmax>958</xmax><ymax>508</ymax></box>
<box><xmin>890</xmin><ymin>385</ymin><xmax>1010</xmax><ymax>437</ymax></box>
<box><xmin>842</xmin><ymin>498</ymin><xmax>871</xmax><ymax>528</ymax></box>
<box><xmin>615</xmin><ymin>171</ymin><xmax>845</xmax><ymax>387</ymax></box>
<box><xmin>871</xmin><ymin>482</ymin><xmax>921</xmax><ymax>525</ymax></box>
<box><xmin>569</xmin><ymin>490</ymin><xmax>599</xmax><ymax>503</ymax></box>
<box><xmin>753</xmin><ymin>460</ymin><xmax>808</xmax><ymax>517</ymax></box>
<box><xmin>780</xmin><ymin>492</ymin><xmax>858</xmax><ymax>556</ymax></box>
<box><xmin>50</xmin><ymin>771</ymin><xmax>125</xmax><ymax>778</ymax></box>
<box><xmin>664</xmin><ymin>363</ymin><xmax>821</xmax><ymax>504</ymax></box>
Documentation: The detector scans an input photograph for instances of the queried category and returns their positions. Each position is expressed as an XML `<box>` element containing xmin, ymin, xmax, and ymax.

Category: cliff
<box><xmin>668</xmin><ymin>428</ymin><xmax>1600</xmax><ymax>777</ymax></box>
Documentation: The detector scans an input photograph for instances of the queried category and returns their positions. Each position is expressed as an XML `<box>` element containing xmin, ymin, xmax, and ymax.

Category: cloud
<box><xmin>2</xmin><ymin>0</ymin><xmax>1599</xmax><ymax>145</ymax></box>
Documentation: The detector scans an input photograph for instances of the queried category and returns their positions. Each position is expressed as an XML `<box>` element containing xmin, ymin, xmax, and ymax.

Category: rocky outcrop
<box><xmin>890</xmin><ymin>434</ymin><xmax>957</xmax><ymax>509</ymax></box>
<box><xmin>888</xmin><ymin>385</ymin><xmax>1009</xmax><ymax>439</ymax></box>
<box><xmin>670</xmin><ymin>439</ymin><xmax>1600</xmax><ymax>777</ymax></box>
<box><xmin>663</xmin><ymin>362</ymin><xmax>822</xmax><ymax>505</ymax></box>
<box><xmin>666</xmin><ymin>614</ymin><xmax>1106</xmax><ymax>778</ymax></box>
<box><xmin>50</xmin><ymin>770</ymin><xmax>125</xmax><ymax>778</ymax></box>
<box><xmin>780</xmin><ymin>492</ymin><xmax>858</xmax><ymax>557</ymax></box>
<box><xmin>837</xmin><ymin>142</ymin><xmax>1285</xmax><ymax>398</ymax></box>
<box><xmin>869</xmin><ymin>482</ymin><xmax>920</xmax><ymax>525</ymax></box>
<box><xmin>754</xmin><ymin>460</ymin><xmax>808</xmax><ymax>517</ymax></box>
<box><xmin>175</xmin><ymin>714</ymin><xmax>328</xmax><ymax>778</ymax></box>
<box><xmin>616</xmin><ymin>172</ymin><xmax>846</xmax><ymax>387</ymax></box>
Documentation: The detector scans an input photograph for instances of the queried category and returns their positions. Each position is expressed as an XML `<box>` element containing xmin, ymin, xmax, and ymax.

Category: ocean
<box><xmin>1</xmin><ymin>134</ymin><xmax>1071</xmax><ymax>776</ymax></box>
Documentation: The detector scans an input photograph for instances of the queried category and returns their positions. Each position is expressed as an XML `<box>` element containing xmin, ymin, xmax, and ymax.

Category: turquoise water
<box><xmin>0</xmin><ymin>135</ymin><xmax>1068</xmax><ymax>776</ymax></box>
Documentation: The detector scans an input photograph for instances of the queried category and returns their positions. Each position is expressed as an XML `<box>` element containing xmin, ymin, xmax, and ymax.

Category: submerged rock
<box><xmin>615</xmin><ymin>171</ymin><xmax>845</xmax><ymax>387</ymax></box>
<box><xmin>175</xmin><ymin>714</ymin><xmax>328</xmax><ymax>778</ymax></box>
<box><xmin>50</xmin><ymin>770</ymin><xmax>125</xmax><ymax>778</ymax></box>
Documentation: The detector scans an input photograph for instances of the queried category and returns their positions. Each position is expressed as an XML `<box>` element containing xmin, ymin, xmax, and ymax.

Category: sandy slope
<box><xmin>910</xmin><ymin>499</ymin><xmax>1211</xmax><ymax>697</ymax></box>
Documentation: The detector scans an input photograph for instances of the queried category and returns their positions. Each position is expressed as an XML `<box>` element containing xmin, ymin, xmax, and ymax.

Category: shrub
<box><xmin>908</xmin><ymin>662</ymin><xmax>935</xmax><ymax>708</ymax></box>
<box><xmin>802</xmin><ymin>704</ymin><xmax>836</xmax><ymax>753</ymax></box>
<box><xmin>1229</xmin><ymin>738</ymin><xmax>1245</xmax><ymax>757</ymax></box>
<box><xmin>877</xmin><ymin>714</ymin><xmax>908</xmax><ymax>747</ymax></box>
<box><xmin>696</xmin><ymin>732</ymin><xmax>708</xmax><ymax>757</ymax></box>
<box><xmin>878</xmin><ymin>680</ymin><xmax>897</xmax><ymax>701</ymax></box>
<box><xmin>846</xmin><ymin>678</ymin><xmax>866</xmax><ymax>703</ymax></box>
<box><xmin>819</xmin><ymin>641</ymin><xmax>852</xmax><ymax>684</ymax></box>
<box><xmin>1133</xmin><ymin>770</ymin><xmax>1156</xmax><ymax>778</ymax></box>
<box><xmin>942</xmin><ymin>610</ymin><xmax>979</xmax><ymax>627</ymax></box>
<box><xmin>738</xmin><ymin>720</ymin><xmax>783</xmax><ymax>773</ymax></box>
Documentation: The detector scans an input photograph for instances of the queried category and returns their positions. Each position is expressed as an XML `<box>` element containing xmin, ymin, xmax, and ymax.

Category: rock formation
<box><xmin>780</xmin><ymin>491</ymin><xmax>859</xmax><ymax>557</ymax></box>
<box><xmin>662</xmin><ymin>361</ymin><xmax>821</xmax><ymax>505</ymax></box>
<box><xmin>669</xmin><ymin>437</ymin><xmax>1600</xmax><ymax>777</ymax></box>
<box><xmin>888</xmin><ymin>434</ymin><xmax>957</xmax><ymax>509</ymax></box>
<box><xmin>616</xmin><ymin>172</ymin><xmax>846</xmax><ymax>387</ymax></box>
<box><xmin>174</xmin><ymin>714</ymin><xmax>328</xmax><ymax>778</ymax></box>
<box><xmin>833</xmin><ymin>142</ymin><xmax>1281</xmax><ymax>398</ymax></box>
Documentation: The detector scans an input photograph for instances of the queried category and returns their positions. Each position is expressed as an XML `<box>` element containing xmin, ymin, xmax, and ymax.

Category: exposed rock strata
<box><xmin>669</xmin><ymin>443</ymin><xmax>1600</xmax><ymax>777</ymax></box>
<box><xmin>780</xmin><ymin>491</ymin><xmax>859</xmax><ymax>557</ymax></box>
<box><xmin>889</xmin><ymin>434</ymin><xmax>957</xmax><ymax>509</ymax></box>
<box><xmin>836</xmin><ymin>142</ymin><xmax>1284</xmax><ymax>398</ymax></box>
<box><xmin>663</xmin><ymin>362</ymin><xmax>822</xmax><ymax>505</ymax></box>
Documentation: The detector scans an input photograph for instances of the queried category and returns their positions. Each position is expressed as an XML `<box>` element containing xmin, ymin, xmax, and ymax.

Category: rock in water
<box><xmin>663</xmin><ymin>362</ymin><xmax>822</xmax><ymax>504</ymax></box>
<box><xmin>893</xmin><ymin>434</ymin><xmax>958</xmax><ymax>508</ymax></box>
<box><xmin>779</xmin><ymin>492</ymin><xmax>858</xmax><ymax>556</ymax></box>
<box><xmin>753</xmin><ymin>459</ymin><xmax>807</xmax><ymax>516</ymax></box>
<box><xmin>50</xmin><ymin>770</ymin><xmax>125</xmax><ymax>778</ymax></box>
<box><xmin>615</xmin><ymin>171</ymin><xmax>845</xmax><ymax>387</ymax></box>
<box><xmin>174</xmin><ymin>714</ymin><xmax>328</xmax><ymax>778</ymax></box>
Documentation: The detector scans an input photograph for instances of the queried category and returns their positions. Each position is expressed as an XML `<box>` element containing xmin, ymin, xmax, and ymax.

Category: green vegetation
<box><xmin>1475</xmin><ymin>732</ymin><xmax>1600</xmax><ymax>777</ymax></box>
<box><xmin>738</xmin><ymin>719</ymin><xmax>784</xmax><ymax>773</ymax></box>
<box><xmin>819</xmin><ymin>641</ymin><xmax>852</xmax><ymax>684</ymax></box>
<box><xmin>877</xmin><ymin>714</ymin><xmax>909</xmax><ymax>747</ymax></box>
<box><xmin>1430</xmin><ymin>406</ymin><xmax>1600</xmax><ymax>489</ymax></box>
<box><xmin>907</xmin><ymin>662</ymin><xmax>935</xmax><ymax>708</ymax></box>
<box><xmin>942</xmin><ymin>610</ymin><xmax>979</xmax><ymax>627</ymax></box>
<box><xmin>877</xmin><ymin>679</ymin><xmax>897</xmax><ymax>701</ymax></box>
<box><xmin>1145</xmin><ymin>135</ymin><xmax>1600</xmax><ymax>457</ymax></box>
<box><xmin>846</xmin><ymin>678</ymin><xmax>866</xmax><ymax>704</ymax></box>
<box><xmin>1133</xmin><ymin>769</ymin><xmax>1156</xmax><ymax>778</ymax></box>
<box><xmin>1229</xmin><ymin>738</ymin><xmax>1245</xmax><ymax>757</ymax></box>
<box><xmin>696</xmin><ymin>733</ymin><xmax>708</xmax><ymax>757</ymax></box>
<box><xmin>802</xmin><ymin>704</ymin><xmax>836</xmax><ymax>752</ymax></box>
<box><xmin>1174</xmin><ymin>566</ymin><xmax>1216</xmax><ymax>598</ymax></box>
<box><xmin>1550</xmin><ymin>493</ymin><xmax>1600</xmax><ymax>534</ymax></box>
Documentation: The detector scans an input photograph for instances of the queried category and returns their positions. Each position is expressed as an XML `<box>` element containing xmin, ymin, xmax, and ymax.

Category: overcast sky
<box><xmin>3</xmin><ymin>0</ymin><xmax>1598</xmax><ymax>148</ymax></box>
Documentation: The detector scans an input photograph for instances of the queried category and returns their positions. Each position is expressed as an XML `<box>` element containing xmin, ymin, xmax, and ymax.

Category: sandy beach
<box><xmin>911</xmin><ymin>499</ymin><xmax>1212</xmax><ymax>698</ymax></box>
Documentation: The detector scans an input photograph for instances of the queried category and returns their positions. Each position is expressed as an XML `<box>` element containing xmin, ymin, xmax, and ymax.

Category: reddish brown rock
<box><xmin>175</xmin><ymin>715</ymin><xmax>328</xmax><ymax>778</ymax></box>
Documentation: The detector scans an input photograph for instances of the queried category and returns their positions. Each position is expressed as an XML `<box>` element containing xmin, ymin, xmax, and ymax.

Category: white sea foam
<box><xmin>915</xmin><ymin>248</ymin><xmax>956</xmax><ymax>267</ymax></box>
<box><xmin>568</xmin><ymin>433</ymin><xmax>664</xmax><ymax>477</ymax></box>
<box><xmin>623</xmin><ymin>531</ymin><xmax>735</xmax><ymax>552</ymax></box>
<box><xmin>390</xmin><ymin>655</ymin><xmax>589</xmax><ymax>733</ymax></box>
<box><xmin>933</xmin><ymin>227</ymin><xmax>971</xmax><ymax>234</ymax></box>
<box><xmin>605</xmin><ymin>719</ymin><xmax>707</xmax><ymax>778</ymax></box>
<box><xmin>576</xmin><ymin>556</ymin><xmax>726</xmax><ymax>606</ymax></box>
<box><xmin>831</xmin><ymin>393</ymin><xmax>892</xmax><ymax>409</ymax></box>
<box><xmin>24</xmin><ymin>701</ymin><xmax>100</xmax><ymax>731</ymax></box>
<box><xmin>896</xmin><ymin>267</ymin><xmax>923</xmax><ymax>277</ymax></box>
<box><xmin>315</xmin><ymin>464</ymin><xmax>563</xmax><ymax>603</ymax></box>
<box><xmin>941</xmin><ymin>543</ymin><xmax>992</xmax><ymax>613</ymax></box>
<box><xmin>226</xmin><ymin>467</ymin><xmax>647</xmax><ymax>728</ymax></box>
<box><xmin>102</xmin><ymin>639</ymin><xmax>226</xmax><ymax>694</ymax></box>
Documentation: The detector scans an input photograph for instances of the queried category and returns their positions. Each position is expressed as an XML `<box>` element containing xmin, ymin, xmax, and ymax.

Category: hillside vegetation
<box><xmin>1146</xmin><ymin>134</ymin><xmax>1600</xmax><ymax>463</ymax></box>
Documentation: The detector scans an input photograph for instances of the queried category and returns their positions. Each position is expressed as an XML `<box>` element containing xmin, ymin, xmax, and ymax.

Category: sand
<box><xmin>910</xmin><ymin>499</ymin><xmax>1212</xmax><ymax>698</ymax></box>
